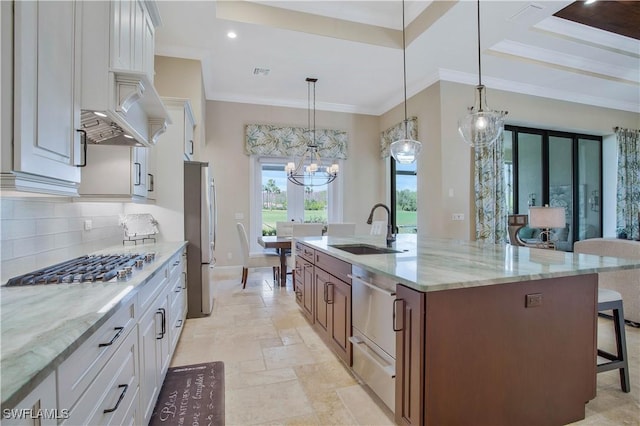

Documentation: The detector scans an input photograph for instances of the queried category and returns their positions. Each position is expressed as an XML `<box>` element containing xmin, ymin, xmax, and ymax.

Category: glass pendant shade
<box><xmin>458</xmin><ymin>85</ymin><xmax>506</xmax><ymax>148</ymax></box>
<box><xmin>390</xmin><ymin>137</ymin><xmax>421</xmax><ymax>164</ymax></box>
<box><xmin>390</xmin><ymin>0</ymin><xmax>422</xmax><ymax>164</ymax></box>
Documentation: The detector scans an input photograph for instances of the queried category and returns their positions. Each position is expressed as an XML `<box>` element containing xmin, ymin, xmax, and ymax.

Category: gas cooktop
<box><xmin>5</xmin><ymin>252</ymin><xmax>156</xmax><ymax>286</ymax></box>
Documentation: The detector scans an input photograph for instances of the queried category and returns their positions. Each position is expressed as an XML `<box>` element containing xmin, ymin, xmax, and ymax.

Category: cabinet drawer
<box><xmin>57</xmin><ymin>295</ymin><xmax>136</xmax><ymax>411</ymax></box>
<box><xmin>63</xmin><ymin>326</ymin><xmax>139</xmax><ymax>425</ymax></box>
<box><xmin>315</xmin><ymin>251</ymin><xmax>351</xmax><ymax>284</ymax></box>
<box><xmin>138</xmin><ymin>265</ymin><xmax>169</xmax><ymax>314</ymax></box>
<box><xmin>296</xmin><ymin>242</ymin><xmax>315</xmax><ymax>263</ymax></box>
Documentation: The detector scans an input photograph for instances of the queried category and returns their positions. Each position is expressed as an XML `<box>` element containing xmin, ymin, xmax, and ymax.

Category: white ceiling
<box><xmin>154</xmin><ymin>0</ymin><xmax>640</xmax><ymax>116</ymax></box>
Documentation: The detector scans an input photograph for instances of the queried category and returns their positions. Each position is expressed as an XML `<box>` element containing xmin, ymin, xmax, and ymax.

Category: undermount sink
<box><xmin>329</xmin><ymin>243</ymin><xmax>402</xmax><ymax>255</ymax></box>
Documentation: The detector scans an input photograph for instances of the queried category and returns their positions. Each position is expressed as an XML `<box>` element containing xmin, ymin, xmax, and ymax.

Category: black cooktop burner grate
<box><xmin>5</xmin><ymin>254</ymin><xmax>147</xmax><ymax>286</ymax></box>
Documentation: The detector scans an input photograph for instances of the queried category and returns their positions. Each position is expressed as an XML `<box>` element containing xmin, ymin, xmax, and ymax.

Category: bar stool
<box><xmin>597</xmin><ymin>288</ymin><xmax>630</xmax><ymax>393</ymax></box>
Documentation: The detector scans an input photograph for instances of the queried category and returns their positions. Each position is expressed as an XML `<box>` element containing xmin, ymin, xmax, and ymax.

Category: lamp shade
<box><xmin>528</xmin><ymin>206</ymin><xmax>565</xmax><ymax>229</ymax></box>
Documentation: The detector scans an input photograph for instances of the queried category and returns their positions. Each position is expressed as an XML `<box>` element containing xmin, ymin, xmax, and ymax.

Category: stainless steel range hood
<box><xmin>80</xmin><ymin>71</ymin><xmax>171</xmax><ymax>147</ymax></box>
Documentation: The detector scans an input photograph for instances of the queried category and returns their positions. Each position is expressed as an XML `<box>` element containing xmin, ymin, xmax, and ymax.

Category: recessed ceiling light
<box><xmin>93</xmin><ymin>111</ymin><xmax>107</xmax><ymax>118</ymax></box>
<box><xmin>227</xmin><ymin>31</ymin><xmax>237</xmax><ymax>39</ymax></box>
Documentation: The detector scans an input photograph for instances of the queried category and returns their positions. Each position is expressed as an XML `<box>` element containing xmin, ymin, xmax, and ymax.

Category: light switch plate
<box><xmin>84</xmin><ymin>220</ymin><xmax>92</xmax><ymax>231</ymax></box>
<box><xmin>452</xmin><ymin>213</ymin><xmax>464</xmax><ymax>221</ymax></box>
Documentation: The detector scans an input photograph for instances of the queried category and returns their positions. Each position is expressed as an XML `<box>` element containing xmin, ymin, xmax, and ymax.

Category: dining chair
<box><xmin>236</xmin><ymin>223</ymin><xmax>281</xmax><ymax>289</ymax></box>
<box><xmin>276</xmin><ymin>221</ymin><xmax>294</xmax><ymax>237</ymax></box>
<box><xmin>292</xmin><ymin>223</ymin><xmax>324</xmax><ymax>237</ymax></box>
<box><xmin>370</xmin><ymin>220</ymin><xmax>386</xmax><ymax>235</ymax></box>
<box><xmin>326</xmin><ymin>223</ymin><xmax>356</xmax><ymax>236</ymax></box>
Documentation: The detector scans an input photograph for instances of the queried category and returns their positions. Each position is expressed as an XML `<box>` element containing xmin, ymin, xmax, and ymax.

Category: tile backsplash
<box><xmin>0</xmin><ymin>198</ymin><xmax>126</xmax><ymax>283</ymax></box>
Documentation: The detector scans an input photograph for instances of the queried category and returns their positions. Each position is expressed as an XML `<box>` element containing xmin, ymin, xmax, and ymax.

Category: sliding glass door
<box><xmin>506</xmin><ymin>126</ymin><xmax>602</xmax><ymax>250</ymax></box>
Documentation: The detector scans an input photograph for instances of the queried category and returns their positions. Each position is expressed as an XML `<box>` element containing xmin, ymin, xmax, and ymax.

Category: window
<box><xmin>390</xmin><ymin>158</ymin><xmax>417</xmax><ymax>234</ymax></box>
<box><xmin>251</xmin><ymin>158</ymin><xmax>342</xmax><ymax>247</ymax></box>
<box><xmin>505</xmin><ymin>125</ymin><xmax>602</xmax><ymax>250</ymax></box>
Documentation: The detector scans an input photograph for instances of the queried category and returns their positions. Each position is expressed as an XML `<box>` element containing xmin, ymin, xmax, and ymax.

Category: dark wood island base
<box><xmin>395</xmin><ymin>274</ymin><xmax>597</xmax><ymax>426</ymax></box>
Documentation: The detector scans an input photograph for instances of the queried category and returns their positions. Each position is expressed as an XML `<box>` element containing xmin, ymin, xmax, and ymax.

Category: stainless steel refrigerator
<box><xmin>184</xmin><ymin>161</ymin><xmax>216</xmax><ymax>318</ymax></box>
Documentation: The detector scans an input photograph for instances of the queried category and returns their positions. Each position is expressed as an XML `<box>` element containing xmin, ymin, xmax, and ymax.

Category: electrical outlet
<box><xmin>526</xmin><ymin>293</ymin><xmax>543</xmax><ymax>308</ymax></box>
<box><xmin>452</xmin><ymin>213</ymin><xmax>464</xmax><ymax>221</ymax></box>
<box><xmin>227</xmin><ymin>252</ymin><xmax>232</xmax><ymax>260</ymax></box>
<box><xmin>84</xmin><ymin>220</ymin><xmax>92</xmax><ymax>231</ymax></box>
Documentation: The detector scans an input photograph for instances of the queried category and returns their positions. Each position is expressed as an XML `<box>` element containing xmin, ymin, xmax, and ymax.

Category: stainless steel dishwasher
<box><xmin>349</xmin><ymin>265</ymin><xmax>397</xmax><ymax>413</ymax></box>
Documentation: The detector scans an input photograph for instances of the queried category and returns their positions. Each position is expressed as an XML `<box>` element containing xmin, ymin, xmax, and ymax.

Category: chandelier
<box><xmin>285</xmin><ymin>78</ymin><xmax>339</xmax><ymax>186</ymax></box>
<box><xmin>389</xmin><ymin>0</ymin><xmax>422</xmax><ymax>164</ymax></box>
<box><xmin>458</xmin><ymin>0</ymin><xmax>508</xmax><ymax>148</ymax></box>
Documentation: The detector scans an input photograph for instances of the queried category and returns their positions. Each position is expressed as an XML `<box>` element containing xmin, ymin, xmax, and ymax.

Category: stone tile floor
<box><xmin>171</xmin><ymin>267</ymin><xmax>639</xmax><ymax>425</ymax></box>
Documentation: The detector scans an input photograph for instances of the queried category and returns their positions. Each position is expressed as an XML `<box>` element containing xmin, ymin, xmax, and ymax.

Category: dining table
<box><xmin>257</xmin><ymin>235</ymin><xmax>293</xmax><ymax>286</ymax></box>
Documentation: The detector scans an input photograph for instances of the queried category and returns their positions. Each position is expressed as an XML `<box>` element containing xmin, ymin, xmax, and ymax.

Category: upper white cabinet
<box><xmin>111</xmin><ymin>0</ymin><xmax>157</xmax><ymax>81</ymax></box>
<box><xmin>79</xmin><ymin>0</ymin><xmax>169</xmax><ymax>148</ymax></box>
<box><xmin>2</xmin><ymin>1</ymin><xmax>83</xmax><ymax>196</ymax></box>
<box><xmin>162</xmin><ymin>98</ymin><xmax>197</xmax><ymax>161</ymax></box>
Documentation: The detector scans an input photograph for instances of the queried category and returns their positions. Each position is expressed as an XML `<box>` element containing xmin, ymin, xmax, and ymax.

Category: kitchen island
<box><xmin>1</xmin><ymin>241</ymin><xmax>187</xmax><ymax>424</ymax></box>
<box><xmin>295</xmin><ymin>234</ymin><xmax>640</xmax><ymax>426</ymax></box>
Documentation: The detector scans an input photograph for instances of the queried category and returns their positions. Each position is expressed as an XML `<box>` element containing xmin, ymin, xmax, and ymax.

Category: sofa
<box><xmin>573</xmin><ymin>238</ymin><xmax>640</xmax><ymax>324</ymax></box>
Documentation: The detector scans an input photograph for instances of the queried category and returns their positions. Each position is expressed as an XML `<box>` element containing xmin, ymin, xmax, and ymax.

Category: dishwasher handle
<box><xmin>349</xmin><ymin>335</ymin><xmax>395</xmax><ymax>378</ymax></box>
<box><xmin>348</xmin><ymin>274</ymin><xmax>396</xmax><ymax>297</ymax></box>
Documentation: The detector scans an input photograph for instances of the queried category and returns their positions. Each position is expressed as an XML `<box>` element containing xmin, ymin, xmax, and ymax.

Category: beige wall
<box><xmin>381</xmin><ymin>80</ymin><xmax>639</xmax><ymax>240</ymax></box>
<box><xmin>204</xmin><ymin>100</ymin><xmax>383</xmax><ymax>266</ymax></box>
<box><xmin>154</xmin><ymin>56</ymin><xmax>206</xmax><ymax>160</ymax></box>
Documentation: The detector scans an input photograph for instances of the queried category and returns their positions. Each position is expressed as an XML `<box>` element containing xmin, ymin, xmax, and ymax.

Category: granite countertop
<box><xmin>0</xmin><ymin>241</ymin><xmax>187</xmax><ymax>410</ymax></box>
<box><xmin>299</xmin><ymin>234</ymin><xmax>640</xmax><ymax>292</ymax></box>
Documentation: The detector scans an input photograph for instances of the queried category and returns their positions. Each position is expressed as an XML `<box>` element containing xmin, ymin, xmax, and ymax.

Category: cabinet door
<box><xmin>139</xmin><ymin>294</ymin><xmax>170</xmax><ymax>425</ymax></box>
<box><xmin>132</xmin><ymin>146</ymin><xmax>147</xmax><ymax>197</ymax></box>
<box><xmin>13</xmin><ymin>1</ymin><xmax>81</xmax><ymax>184</ymax></box>
<box><xmin>111</xmin><ymin>0</ymin><xmax>133</xmax><ymax>70</ymax></box>
<box><xmin>3</xmin><ymin>372</ymin><xmax>58</xmax><ymax>426</ymax></box>
<box><xmin>132</xmin><ymin>0</ymin><xmax>145</xmax><ymax>72</ymax></box>
<box><xmin>302</xmin><ymin>260</ymin><xmax>314</xmax><ymax>322</ymax></box>
<box><xmin>394</xmin><ymin>284</ymin><xmax>425</xmax><ymax>426</ymax></box>
<box><xmin>146</xmin><ymin>146</ymin><xmax>156</xmax><ymax>201</ymax></box>
<box><xmin>142</xmin><ymin>4</ymin><xmax>155</xmax><ymax>81</ymax></box>
<box><xmin>184</xmin><ymin>110</ymin><xmax>195</xmax><ymax>160</ymax></box>
<box><xmin>313</xmin><ymin>267</ymin><xmax>330</xmax><ymax>333</ymax></box>
<box><xmin>138</xmin><ymin>305</ymin><xmax>161</xmax><ymax>424</ymax></box>
<box><xmin>328</xmin><ymin>277</ymin><xmax>352</xmax><ymax>365</ymax></box>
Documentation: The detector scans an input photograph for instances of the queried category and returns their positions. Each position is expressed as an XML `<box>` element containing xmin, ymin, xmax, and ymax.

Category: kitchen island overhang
<box><xmin>296</xmin><ymin>234</ymin><xmax>639</xmax><ymax>426</ymax></box>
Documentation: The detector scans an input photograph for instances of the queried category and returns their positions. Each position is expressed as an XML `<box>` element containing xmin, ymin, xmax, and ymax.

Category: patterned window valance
<box><xmin>380</xmin><ymin>117</ymin><xmax>418</xmax><ymax>158</ymax></box>
<box><xmin>245</xmin><ymin>124</ymin><xmax>348</xmax><ymax>159</ymax></box>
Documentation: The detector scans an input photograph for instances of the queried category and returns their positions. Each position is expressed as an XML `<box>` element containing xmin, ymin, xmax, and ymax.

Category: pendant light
<box><xmin>389</xmin><ymin>0</ymin><xmax>422</xmax><ymax>164</ymax></box>
<box><xmin>458</xmin><ymin>0</ymin><xmax>507</xmax><ymax>148</ymax></box>
<box><xmin>285</xmin><ymin>78</ymin><xmax>339</xmax><ymax>186</ymax></box>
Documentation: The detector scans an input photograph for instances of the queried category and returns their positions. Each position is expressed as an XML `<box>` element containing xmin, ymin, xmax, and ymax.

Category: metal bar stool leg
<box><xmin>597</xmin><ymin>290</ymin><xmax>630</xmax><ymax>393</ymax></box>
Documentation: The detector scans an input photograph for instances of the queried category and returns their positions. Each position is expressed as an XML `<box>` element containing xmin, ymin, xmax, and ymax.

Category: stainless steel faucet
<box><xmin>366</xmin><ymin>203</ymin><xmax>396</xmax><ymax>247</ymax></box>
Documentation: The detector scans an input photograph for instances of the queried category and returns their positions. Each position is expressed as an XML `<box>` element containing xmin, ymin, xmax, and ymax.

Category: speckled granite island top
<box><xmin>299</xmin><ymin>234</ymin><xmax>640</xmax><ymax>292</ymax></box>
<box><xmin>0</xmin><ymin>241</ymin><xmax>187</xmax><ymax>409</ymax></box>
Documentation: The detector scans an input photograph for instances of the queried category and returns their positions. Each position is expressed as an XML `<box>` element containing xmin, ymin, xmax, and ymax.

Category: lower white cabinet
<box><xmin>63</xmin><ymin>326</ymin><xmax>139</xmax><ymax>425</ymax></box>
<box><xmin>2</xmin><ymin>372</ymin><xmax>58</xmax><ymax>426</ymax></box>
<box><xmin>138</xmin><ymin>249</ymin><xmax>186</xmax><ymax>425</ymax></box>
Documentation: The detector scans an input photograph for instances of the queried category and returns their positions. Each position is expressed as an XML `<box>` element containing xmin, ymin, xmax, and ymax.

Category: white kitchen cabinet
<box><xmin>161</xmin><ymin>98</ymin><xmax>197</xmax><ymax>161</ymax></box>
<box><xmin>2</xmin><ymin>372</ymin><xmax>58</xmax><ymax>426</ymax></box>
<box><xmin>138</xmin><ymin>250</ymin><xmax>185</xmax><ymax>425</ymax></box>
<box><xmin>79</xmin><ymin>144</ymin><xmax>155</xmax><ymax>202</ymax></box>
<box><xmin>3</xmin><ymin>1</ymin><xmax>82</xmax><ymax>196</ymax></box>
<box><xmin>132</xmin><ymin>146</ymin><xmax>148</xmax><ymax>198</ymax></box>
<box><xmin>63</xmin><ymin>326</ymin><xmax>139</xmax><ymax>426</ymax></box>
<box><xmin>111</xmin><ymin>0</ymin><xmax>157</xmax><ymax>81</ymax></box>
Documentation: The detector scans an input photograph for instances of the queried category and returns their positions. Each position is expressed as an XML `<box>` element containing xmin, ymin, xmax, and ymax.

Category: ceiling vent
<box><xmin>253</xmin><ymin>67</ymin><xmax>270</xmax><ymax>76</ymax></box>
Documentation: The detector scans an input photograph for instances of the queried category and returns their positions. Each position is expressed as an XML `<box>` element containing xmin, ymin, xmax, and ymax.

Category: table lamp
<box><xmin>528</xmin><ymin>205</ymin><xmax>566</xmax><ymax>249</ymax></box>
